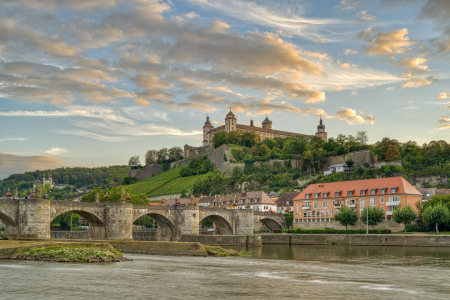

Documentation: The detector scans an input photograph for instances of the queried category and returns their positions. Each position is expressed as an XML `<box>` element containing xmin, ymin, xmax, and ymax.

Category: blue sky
<box><xmin>1</xmin><ymin>0</ymin><xmax>450</xmax><ymax>179</ymax></box>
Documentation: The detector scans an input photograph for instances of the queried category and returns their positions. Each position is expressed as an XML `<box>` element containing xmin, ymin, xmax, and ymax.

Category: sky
<box><xmin>1</xmin><ymin>0</ymin><xmax>450</xmax><ymax>179</ymax></box>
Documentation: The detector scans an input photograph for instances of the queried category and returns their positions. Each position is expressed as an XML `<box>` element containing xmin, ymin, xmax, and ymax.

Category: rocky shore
<box><xmin>17</xmin><ymin>245</ymin><xmax>126</xmax><ymax>262</ymax></box>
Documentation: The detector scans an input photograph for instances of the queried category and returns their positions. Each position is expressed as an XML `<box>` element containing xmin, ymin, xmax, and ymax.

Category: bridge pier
<box><xmin>18</xmin><ymin>199</ymin><xmax>51</xmax><ymax>239</ymax></box>
<box><xmin>232</xmin><ymin>209</ymin><xmax>255</xmax><ymax>235</ymax></box>
<box><xmin>105</xmin><ymin>203</ymin><xmax>134</xmax><ymax>240</ymax></box>
<box><xmin>173</xmin><ymin>206</ymin><xmax>200</xmax><ymax>240</ymax></box>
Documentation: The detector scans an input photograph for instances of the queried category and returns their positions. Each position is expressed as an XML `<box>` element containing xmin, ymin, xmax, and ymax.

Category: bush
<box><xmin>284</xmin><ymin>228</ymin><xmax>391</xmax><ymax>234</ymax></box>
<box><xmin>223</xmin><ymin>153</ymin><xmax>227</xmax><ymax>162</ymax></box>
<box><xmin>273</xmin><ymin>229</ymin><xmax>282</xmax><ymax>233</ymax></box>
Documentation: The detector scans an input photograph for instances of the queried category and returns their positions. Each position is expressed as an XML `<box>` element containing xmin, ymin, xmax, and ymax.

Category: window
<box><xmin>335</xmin><ymin>191</ymin><xmax>341</xmax><ymax>197</ymax></box>
<box><xmin>360</xmin><ymin>198</ymin><xmax>366</xmax><ymax>207</ymax></box>
<box><xmin>380</xmin><ymin>197</ymin><xmax>384</xmax><ymax>203</ymax></box>
<box><xmin>380</xmin><ymin>189</ymin><xmax>386</xmax><ymax>194</ymax></box>
<box><xmin>389</xmin><ymin>197</ymin><xmax>400</xmax><ymax>202</ymax></box>
<box><xmin>346</xmin><ymin>199</ymin><xmax>349</xmax><ymax>205</ymax></box>
<box><xmin>312</xmin><ymin>211</ymin><xmax>315</xmax><ymax>217</ymax></box>
<box><xmin>296</xmin><ymin>205</ymin><xmax>299</xmax><ymax>215</ymax></box>
<box><xmin>305</xmin><ymin>194</ymin><xmax>310</xmax><ymax>199</ymax></box>
<box><xmin>286</xmin><ymin>201</ymin><xmax>289</xmax><ymax>205</ymax></box>
<box><xmin>391</xmin><ymin>188</ymin><xmax>398</xmax><ymax>193</ymax></box>
<box><xmin>347</xmin><ymin>191</ymin><xmax>354</xmax><ymax>196</ymax></box>
<box><xmin>361</xmin><ymin>190</ymin><xmax>366</xmax><ymax>195</ymax></box>
<box><xmin>254</xmin><ymin>198</ymin><xmax>258</xmax><ymax>203</ymax></box>
<box><xmin>370</xmin><ymin>189</ymin><xmax>377</xmax><ymax>195</ymax></box>
<box><xmin>313</xmin><ymin>201</ymin><xmax>318</xmax><ymax>209</ymax></box>
<box><xmin>332</xmin><ymin>200</ymin><xmax>335</xmax><ymax>205</ymax></box>
<box><xmin>303</xmin><ymin>212</ymin><xmax>307</xmax><ymax>218</ymax></box>
<box><xmin>322</xmin><ymin>201</ymin><xmax>327</xmax><ymax>208</ymax></box>
<box><xmin>370</xmin><ymin>198</ymin><xmax>375</xmax><ymax>206</ymax></box>
<box><xmin>323</xmin><ymin>193</ymin><xmax>329</xmax><ymax>198</ymax></box>
<box><xmin>360</xmin><ymin>208</ymin><xmax>364</xmax><ymax>216</ymax></box>
<box><xmin>305</xmin><ymin>201</ymin><xmax>310</xmax><ymax>207</ymax></box>
<box><xmin>314</xmin><ymin>193</ymin><xmax>320</xmax><ymax>198</ymax></box>
<box><xmin>307</xmin><ymin>211</ymin><xmax>311</xmax><ymax>217</ymax></box>
<box><xmin>325</xmin><ymin>210</ymin><xmax>329</xmax><ymax>217</ymax></box>
<box><xmin>331</xmin><ymin>209</ymin><xmax>334</xmax><ymax>215</ymax></box>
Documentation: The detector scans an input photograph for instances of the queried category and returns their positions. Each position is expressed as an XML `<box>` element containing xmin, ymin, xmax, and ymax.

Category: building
<box><xmin>202</xmin><ymin>110</ymin><xmax>327</xmax><ymax>147</ymax></box>
<box><xmin>324</xmin><ymin>163</ymin><xmax>350</xmax><ymax>175</ymax></box>
<box><xmin>275</xmin><ymin>192</ymin><xmax>300</xmax><ymax>214</ymax></box>
<box><xmin>197</xmin><ymin>196</ymin><xmax>216</xmax><ymax>207</ymax></box>
<box><xmin>292</xmin><ymin>177</ymin><xmax>422</xmax><ymax>227</ymax></box>
<box><xmin>33</xmin><ymin>174</ymin><xmax>54</xmax><ymax>188</ymax></box>
<box><xmin>209</xmin><ymin>191</ymin><xmax>277</xmax><ymax>212</ymax></box>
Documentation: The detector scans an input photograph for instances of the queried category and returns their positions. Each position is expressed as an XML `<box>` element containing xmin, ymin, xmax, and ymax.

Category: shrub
<box><xmin>223</xmin><ymin>153</ymin><xmax>227</xmax><ymax>162</ymax></box>
<box><xmin>273</xmin><ymin>229</ymin><xmax>282</xmax><ymax>233</ymax></box>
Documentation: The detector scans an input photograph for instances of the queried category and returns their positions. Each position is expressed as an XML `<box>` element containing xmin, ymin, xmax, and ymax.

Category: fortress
<box><xmin>202</xmin><ymin>110</ymin><xmax>327</xmax><ymax>147</ymax></box>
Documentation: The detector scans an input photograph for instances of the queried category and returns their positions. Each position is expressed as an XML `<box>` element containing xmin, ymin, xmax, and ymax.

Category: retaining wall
<box><xmin>180</xmin><ymin>234</ymin><xmax>262</xmax><ymax>246</ymax></box>
<box><xmin>260</xmin><ymin>234</ymin><xmax>290</xmax><ymax>244</ymax></box>
<box><xmin>50</xmin><ymin>231</ymin><xmax>89</xmax><ymax>239</ymax></box>
<box><xmin>293</xmin><ymin>220</ymin><xmax>404</xmax><ymax>232</ymax></box>
<box><xmin>133</xmin><ymin>231</ymin><xmax>157</xmax><ymax>241</ymax></box>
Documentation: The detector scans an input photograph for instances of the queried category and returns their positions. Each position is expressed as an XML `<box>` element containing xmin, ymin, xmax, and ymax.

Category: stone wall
<box><xmin>293</xmin><ymin>219</ymin><xmax>404</xmax><ymax>232</ymax></box>
<box><xmin>322</xmin><ymin>149</ymin><xmax>373</xmax><ymax>171</ymax></box>
<box><xmin>374</xmin><ymin>160</ymin><xmax>403</xmax><ymax>168</ymax></box>
<box><xmin>50</xmin><ymin>231</ymin><xmax>88</xmax><ymax>239</ymax></box>
<box><xmin>260</xmin><ymin>234</ymin><xmax>290</xmax><ymax>244</ymax></box>
<box><xmin>169</xmin><ymin>153</ymin><xmax>209</xmax><ymax>170</ymax></box>
<box><xmin>180</xmin><ymin>234</ymin><xmax>262</xmax><ymax>246</ymax></box>
<box><xmin>127</xmin><ymin>164</ymin><xmax>163</xmax><ymax>182</ymax></box>
<box><xmin>147</xmin><ymin>194</ymin><xmax>181</xmax><ymax>201</ymax></box>
<box><xmin>409</xmin><ymin>175</ymin><xmax>448</xmax><ymax>189</ymax></box>
<box><xmin>290</xmin><ymin>234</ymin><xmax>450</xmax><ymax>247</ymax></box>
<box><xmin>133</xmin><ymin>231</ymin><xmax>157</xmax><ymax>241</ymax></box>
<box><xmin>185</xmin><ymin>145</ymin><xmax>210</xmax><ymax>158</ymax></box>
<box><xmin>209</xmin><ymin>144</ymin><xmax>233</xmax><ymax>172</ymax></box>
<box><xmin>108</xmin><ymin>240</ymin><xmax>207</xmax><ymax>256</ymax></box>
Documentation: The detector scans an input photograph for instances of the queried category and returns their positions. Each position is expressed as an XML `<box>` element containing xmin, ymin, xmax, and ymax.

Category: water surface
<box><xmin>1</xmin><ymin>245</ymin><xmax>450</xmax><ymax>299</ymax></box>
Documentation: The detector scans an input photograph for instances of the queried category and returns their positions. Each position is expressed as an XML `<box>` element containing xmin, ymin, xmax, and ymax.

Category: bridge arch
<box><xmin>199</xmin><ymin>210</ymin><xmax>234</xmax><ymax>234</ymax></box>
<box><xmin>50</xmin><ymin>208</ymin><xmax>106</xmax><ymax>240</ymax></box>
<box><xmin>258</xmin><ymin>218</ymin><xmax>284</xmax><ymax>232</ymax></box>
<box><xmin>133</xmin><ymin>212</ymin><xmax>176</xmax><ymax>241</ymax></box>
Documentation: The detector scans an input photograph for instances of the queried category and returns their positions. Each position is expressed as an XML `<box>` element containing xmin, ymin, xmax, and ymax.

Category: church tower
<box><xmin>225</xmin><ymin>109</ymin><xmax>236</xmax><ymax>133</ymax></box>
<box><xmin>315</xmin><ymin>115</ymin><xmax>327</xmax><ymax>142</ymax></box>
<box><xmin>203</xmin><ymin>116</ymin><xmax>214</xmax><ymax>146</ymax></box>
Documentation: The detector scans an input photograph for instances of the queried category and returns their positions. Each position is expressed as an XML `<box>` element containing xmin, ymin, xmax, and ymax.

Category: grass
<box><xmin>204</xmin><ymin>245</ymin><xmax>253</xmax><ymax>256</ymax></box>
<box><xmin>229</xmin><ymin>144</ymin><xmax>249</xmax><ymax>149</ymax></box>
<box><xmin>147</xmin><ymin>173</ymin><xmax>208</xmax><ymax>197</ymax></box>
<box><xmin>127</xmin><ymin>168</ymin><xmax>181</xmax><ymax>195</ymax></box>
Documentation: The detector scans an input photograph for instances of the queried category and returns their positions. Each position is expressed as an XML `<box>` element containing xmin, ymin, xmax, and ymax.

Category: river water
<box><xmin>1</xmin><ymin>245</ymin><xmax>450</xmax><ymax>300</ymax></box>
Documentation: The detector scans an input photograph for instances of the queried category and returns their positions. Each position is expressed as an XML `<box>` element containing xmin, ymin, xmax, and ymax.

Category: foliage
<box><xmin>252</xmin><ymin>144</ymin><xmax>270</xmax><ymax>157</ymax></box>
<box><xmin>422</xmin><ymin>204</ymin><xmax>450</xmax><ymax>233</ymax></box>
<box><xmin>147</xmin><ymin>173</ymin><xmax>209</xmax><ymax>197</ymax></box>
<box><xmin>345</xmin><ymin>158</ymin><xmax>354</xmax><ymax>169</ymax></box>
<box><xmin>145</xmin><ymin>150</ymin><xmax>158</xmax><ymax>165</ymax></box>
<box><xmin>223</xmin><ymin>153</ymin><xmax>227</xmax><ymax>162</ymax></box>
<box><xmin>385</xmin><ymin>145</ymin><xmax>402</xmax><ymax>161</ymax></box>
<box><xmin>231</xmin><ymin>148</ymin><xmax>246</xmax><ymax>161</ymax></box>
<box><xmin>51</xmin><ymin>212</ymin><xmax>79</xmax><ymax>230</ymax></box>
<box><xmin>334</xmin><ymin>206</ymin><xmax>358</xmax><ymax>229</ymax></box>
<box><xmin>122</xmin><ymin>176</ymin><xmax>136</xmax><ymax>185</ymax></box>
<box><xmin>392</xmin><ymin>205</ymin><xmax>417</xmax><ymax>233</ymax></box>
<box><xmin>200</xmin><ymin>217</ymin><xmax>213</xmax><ymax>228</ymax></box>
<box><xmin>286</xmin><ymin>228</ymin><xmax>391</xmax><ymax>234</ymax></box>
<box><xmin>213</xmin><ymin>131</ymin><xmax>229</xmax><ymax>148</ymax></box>
<box><xmin>179</xmin><ymin>156</ymin><xmax>214</xmax><ymax>177</ymax></box>
<box><xmin>81</xmin><ymin>186</ymin><xmax>149</xmax><ymax>205</ymax></box>
<box><xmin>128</xmin><ymin>156</ymin><xmax>141</xmax><ymax>167</ymax></box>
<box><xmin>361</xmin><ymin>207</ymin><xmax>384</xmax><ymax>227</ymax></box>
<box><xmin>127</xmin><ymin>168</ymin><xmax>181</xmax><ymax>195</ymax></box>
<box><xmin>285</xmin><ymin>213</ymin><xmax>293</xmax><ymax>227</ymax></box>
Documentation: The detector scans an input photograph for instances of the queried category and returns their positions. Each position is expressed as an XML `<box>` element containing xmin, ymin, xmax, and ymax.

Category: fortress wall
<box><xmin>322</xmin><ymin>149</ymin><xmax>373</xmax><ymax>171</ymax></box>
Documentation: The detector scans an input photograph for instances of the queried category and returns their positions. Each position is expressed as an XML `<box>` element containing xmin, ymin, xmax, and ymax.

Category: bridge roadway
<box><xmin>0</xmin><ymin>199</ymin><xmax>286</xmax><ymax>240</ymax></box>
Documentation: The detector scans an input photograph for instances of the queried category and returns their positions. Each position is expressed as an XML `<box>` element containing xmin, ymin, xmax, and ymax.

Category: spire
<box><xmin>320</xmin><ymin>114</ymin><xmax>323</xmax><ymax>125</ymax></box>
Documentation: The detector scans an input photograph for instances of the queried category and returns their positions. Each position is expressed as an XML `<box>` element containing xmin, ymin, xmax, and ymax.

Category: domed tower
<box><xmin>203</xmin><ymin>116</ymin><xmax>214</xmax><ymax>146</ymax></box>
<box><xmin>315</xmin><ymin>115</ymin><xmax>327</xmax><ymax>142</ymax></box>
<box><xmin>262</xmin><ymin>115</ymin><xmax>272</xmax><ymax>129</ymax></box>
<box><xmin>225</xmin><ymin>109</ymin><xmax>236</xmax><ymax>133</ymax></box>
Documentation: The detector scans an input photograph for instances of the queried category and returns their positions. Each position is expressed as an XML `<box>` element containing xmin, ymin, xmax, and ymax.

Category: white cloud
<box><xmin>45</xmin><ymin>147</ymin><xmax>68</xmax><ymax>156</ymax></box>
<box><xmin>437</xmin><ymin>93</ymin><xmax>450</xmax><ymax>99</ymax></box>
<box><xmin>0</xmin><ymin>137</ymin><xmax>26</xmax><ymax>142</ymax></box>
<box><xmin>344</xmin><ymin>49</ymin><xmax>358</xmax><ymax>55</ymax></box>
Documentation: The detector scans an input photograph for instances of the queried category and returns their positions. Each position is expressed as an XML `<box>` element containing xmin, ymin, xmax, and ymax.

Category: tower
<box><xmin>315</xmin><ymin>115</ymin><xmax>327</xmax><ymax>142</ymax></box>
<box><xmin>203</xmin><ymin>116</ymin><xmax>214</xmax><ymax>146</ymax></box>
<box><xmin>261</xmin><ymin>115</ymin><xmax>272</xmax><ymax>129</ymax></box>
<box><xmin>225</xmin><ymin>109</ymin><xmax>236</xmax><ymax>133</ymax></box>
<box><xmin>250</xmin><ymin>119</ymin><xmax>254</xmax><ymax>126</ymax></box>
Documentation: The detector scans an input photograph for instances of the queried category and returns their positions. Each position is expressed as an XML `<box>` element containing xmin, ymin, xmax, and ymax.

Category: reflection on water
<box><xmin>1</xmin><ymin>245</ymin><xmax>450</xmax><ymax>300</ymax></box>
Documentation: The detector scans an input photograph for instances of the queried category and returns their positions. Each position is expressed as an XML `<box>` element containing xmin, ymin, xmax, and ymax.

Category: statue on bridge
<box><xmin>95</xmin><ymin>193</ymin><xmax>100</xmax><ymax>203</ymax></box>
<box><xmin>245</xmin><ymin>198</ymin><xmax>250</xmax><ymax>209</ymax></box>
<box><xmin>189</xmin><ymin>194</ymin><xmax>195</xmax><ymax>207</ymax></box>
<box><xmin>120</xmin><ymin>189</ymin><xmax>126</xmax><ymax>204</ymax></box>
<box><xmin>13</xmin><ymin>187</ymin><xmax>18</xmax><ymax>200</ymax></box>
<box><xmin>35</xmin><ymin>185</ymin><xmax>42</xmax><ymax>199</ymax></box>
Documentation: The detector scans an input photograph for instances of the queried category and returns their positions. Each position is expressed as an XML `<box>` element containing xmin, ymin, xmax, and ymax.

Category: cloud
<box><xmin>0</xmin><ymin>153</ymin><xmax>67</xmax><ymax>180</ymax></box>
<box><xmin>305</xmin><ymin>91</ymin><xmax>326</xmax><ymax>103</ymax></box>
<box><xmin>400</xmin><ymin>106</ymin><xmax>419</xmax><ymax>110</ymax></box>
<box><xmin>335</xmin><ymin>108</ymin><xmax>375</xmax><ymax>124</ymax></box>
<box><xmin>335</xmin><ymin>0</ymin><xmax>365</xmax><ymax>12</ymax></box>
<box><xmin>351</xmin><ymin>91</ymin><xmax>358</xmax><ymax>95</ymax></box>
<box><xmin>395</xmin><ymin>57</ymin><xmax>429</xmax><ymax>77</ymax></box>
<box><xmin>355</xmin><ymin>11</ymin><xmax>377</xmax><ymax>22</ymax></box>
<box><xmin>344</xmin><ymin>49</ymin><xmax>358</xmax><ymax>55</ymax></box>
<box><xmin>358</xmin><ymin>28</ymin><xmax>416</xmax><ymax>56</ymax></box>
<box><xmin>402</xmin><ymin>76</ymin><xmax>437</xmax><ymax>89</ymax></box>
<box><xmin>45</xmin><ymin>147</ymin><xmax>68</xmax><ymax>156</ymax></box>
<box><xmin>0</xmin><ymin>137</ymin><xmax>26</xmax><ymax>142</ymax></box>
<box><xmin>338</xmin><ymin>60</ymin><xmax>355</xmax><ymax>68</ymax></box>
<box><xmin>437</xmin><ymin>93</ymin><xmax>450</xmax><ymax>99</ymax></box>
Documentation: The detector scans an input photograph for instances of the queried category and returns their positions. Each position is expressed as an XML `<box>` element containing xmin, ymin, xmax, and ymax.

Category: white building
<box><xmin>324</xmin><ymin>163</ymin><xmax>349</xmax><ymax>176</ymax></box>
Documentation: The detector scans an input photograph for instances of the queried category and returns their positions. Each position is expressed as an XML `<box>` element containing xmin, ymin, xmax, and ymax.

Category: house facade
<box><xmin>292</xmin><ymin>177</ymin><xmax>422</xmax><ymax>229</ymax></box>
<box><xmin>275</xmin><ymin>192</ymin><xmax>299</xmax><ymax>214</ymax></box>
<box><xmin>209</xmin><ymin>191</ymin><xmax>277</xmax><ymax>212</ymax></box>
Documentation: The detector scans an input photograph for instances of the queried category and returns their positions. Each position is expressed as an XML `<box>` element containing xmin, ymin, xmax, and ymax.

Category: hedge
<box><xmin>284</xmin><ymin>228</ymin><xmax>391</xmax><ymax>234</ymax></box>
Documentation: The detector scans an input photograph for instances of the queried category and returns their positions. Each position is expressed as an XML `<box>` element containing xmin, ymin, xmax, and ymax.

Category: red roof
<box><xmin>148</xmin><ymin>203</ymin><xmax>162</xmax><ymax>206</ymax></box>
<box><xmin>436</xmin><ymin>189</ymin><xmax>450</xmax><ymax>196</ymax></box>
<box><xmin>293</xmin><ymin>177</ymin><xmax>421</xmax><ymax>201</ymax></box>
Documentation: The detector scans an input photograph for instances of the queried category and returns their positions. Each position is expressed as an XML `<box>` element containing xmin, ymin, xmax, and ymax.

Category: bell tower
<box><xmin>203</xmin><ymin>116</ymin><xmax>214</xmax><ymax>147</ymax></box>
<box><xmin>315</xmin><ymin>115</ymin><xmax>327</xmax><ymax>142</ymax></box>
<box><xmin>225</xmin><ymin>108</ymin><xmax>236</xmax><ymax>133</ymax></box>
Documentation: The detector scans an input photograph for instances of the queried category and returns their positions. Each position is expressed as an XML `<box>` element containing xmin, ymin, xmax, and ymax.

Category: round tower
<box><xmin>315</xmin><ymin>115</ymin><xmax>327</xmax><ymax>142</ymax></box>
<box><xmin>203</xmin><ymin>116</ymin><xmax>214</xmax><ymax>146</ymax></box>
<box><xmin>225</xmin><ymin>109</ymin><xmax>236</xmax><ymax>133</ymax></box>
<box><xmin>262</xmin><ymin>115</ymin><xmax>272</xmax><ymax>129</ymax></box>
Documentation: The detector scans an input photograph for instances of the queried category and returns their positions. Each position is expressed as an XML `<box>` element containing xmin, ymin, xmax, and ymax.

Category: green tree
<box><xmin>157</xmin><ymin>148</ymin><xmax>169</xmax><ymax>163</ymax></box>
<box><xmin>228</xmin><ymin>131</ymin><xmax>240</xmax><ymax>144</ymax></box>
<box><xmin>346</xmin><ymin>158</ymin><xmax>355</xmax><ymax>169</ymax></box>
<box><xmin>239</xmin><ymin>131</ymin><xmax>259</xmax><ymax>147</ymax></box>
<box><xmin>262</xmin><ymin>138</ymin><xmax>277</xmax><ymax>149</ymax></box>
<box><xmin>128</xmin><ymin>155</ymin><xmax>141</xmax><ymax>167</ymax></box>
<box><xmin>233</xmin><ymin>148</ymin><xmax>246</xmax><ymax>161</ymax></box>
<box><xmin>422</xmin><ymin>204</ymin><xmax>450</xmax><ymax>233</ymax></box>
<box><xmin>200</xmin><ymin>217</ymin><xmax>213</xmax><ymax>228</ymax></box>
<box><xmin>392</xmin><ymin>205</ymin><xmax>417</xmax><ymax>233</ymax></box>
<box><xmin>385</xmin><ymin>145</ymin><xmax>401</xmax><ymax>161</ymax></box>
<box><xmin>168</xmin><ymin>146</ymin><xmax>183</xmax><ymax>161</ymax></box>
<box><xmin>334</xmin><ymin>206</ymin><xmax>358</xmax><ymax>229</ymax></box>
<box><xmin>213</xmin><ymin>131</ymin><xmax>229</xmax><ymax>148</ymax></box>
<box><xmin>145</xmin><ymin>150</ymin><xmax>158</xmax><ymax>165</ymax></box>
<box><xmin>356</xmin><ymin>130</ymin><xmax>368</xmax><ymax>145</ymax></box>
<box><xmin>252</xmin><ymin>144</ymin><xmax>271</xmax><ymax>157</ymax></box>
<box><xmin>361</xmin><ymin>207</ymin><xmax>384</xmax><ymax>228</ymax></box>
<box><xmin>285</xmin><ymin>213</ymin><xmax>293</xmax><ymax>228</ymax></box>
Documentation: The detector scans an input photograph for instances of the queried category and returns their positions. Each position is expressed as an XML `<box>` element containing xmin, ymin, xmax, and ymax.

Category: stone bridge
<box><xmin>0</xmin><ymin>199</ymin><xmax>286</xmax><ymax>240</ymax></box>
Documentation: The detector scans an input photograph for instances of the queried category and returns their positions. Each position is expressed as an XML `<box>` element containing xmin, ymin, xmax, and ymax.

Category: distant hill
<box><xmin>0</xmin><ymin>165</ymin><xmax>129</xmax><ymax>194</ymax></box>
<box><xmin>127</xmin><ymin>167</ymin><xmax>208</xmax><ymax>197</ymax></box>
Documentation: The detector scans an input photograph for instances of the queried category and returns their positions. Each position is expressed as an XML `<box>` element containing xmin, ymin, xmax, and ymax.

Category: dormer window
<box><xmin>323</xmin><ymin>192</ymin><xmax>329</xmax><ymax>198</ymax></box>
<box><xmin>305</xmin><ymin>193</ymin><xmax>311</xmax><ymax>199</ymax></box>
<box><xmin>391</xmin><ymin>187</ymin><xmax>398</xmax><ymax>193</ymax></box>
<box><xmin>380</xmin><ymin>188</ymin><xmax>387</xmax><ymax>194</ymax></box>
<box><xmin>360</xmin><ymin>189</ymin><xmax>367</xmax><ymax>195</ymax></box>
<box><xmin>335</xmin><ymin>191</ymin><xmax>342</xmax><ymax>197</ymax></box>
<box><xmin>314</xmin><ymin>193</ymin><xmax>320</xmax><ymax>198</ymax></box>
<box><xmin>347</xmin><ymin>190</ymin><xmax>354</xmax><ymax>196</ymax></box>
<box><xmin>370</xmin><ymin>189</ymin><xmax>377</xmax><ymax>195</ymax></box>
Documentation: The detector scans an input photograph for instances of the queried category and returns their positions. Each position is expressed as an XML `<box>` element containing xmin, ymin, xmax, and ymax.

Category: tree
<box><xmin>302</xmin><ymin>149</ymin><xmax>314</xmax><ymax>173</ymax></box>
<box><xmin>361</xmin><ymin>207</ymin><xmax>384</xmax><ymax>228</ymax></box>
<box><xmin>392</xmin><ymin>205</ymin><xmax>417</xmax><ymax>233</ymax></box>
<box><xmin>145</xmin><ymin>150</ymin><xmax>158</xmax><ymax>165</ymax></box>
<box><xmin>128</xmin><ymin>156</ymin><xmax>141</xmax><ymax>167</ymax></box>
<box><xmin>233</xmin><ymin>148</ymin><xmax>246</xmax><ymax>161</ymax></box>
<box><xmin>356</xmin><ymin>130</ymin><xmax>368</xmax><ymax>145</ymax></box>
<box><xmin>168</xmin><ymin>146</ymin><xmax>183</xmax><ymax>162</ymax></box>
<box><xmin>252</xmin><ymin>144</ymin><xmax>271</xmax><ymax>157</ymax></box>
<box><xmin>157</xmin><ymin>148</ymin><xmax>169</xmax><ymax>163</ymax></box>
<box><xmin>262</xmin><ymin>138</ymin><xmax>277</xmax><ymax>149</ymax></box>
<box><xmin>213</xmin><ymin>131</ymin><xmax>229</xmax><ymax>148</ymax></box>
<box><xmin>385</xmin><ymin>145</ymin><xmax>401</xmax><ymax>161</ymax></box>
<box><xmin>422</xmin><ymin>204</ymin><xmax>450</xmax><ymax>233</ymax></box>
<box><xmin>200</xmin><ymin>217</ymin><xmax>213</xmax><ymax>228</ymax></box>
<box><xmin>345</xmin><ymin>158</ymin><xmax>354</xmax><ymax>169</ymax></box>
<box><xmin>122</xmin><ymin>176</ymin><xmax>136</xmax><ymax>185</ymax></box>
<box><xmin>239</xmin><ymin>131</ymin><xmax>259</xmax><ymax>147</ymax></box>
<box><xmin>228</xmin><ymin>131</ymin><xmax>240</xmax><ymax>145</ymax></box>
<box><xmin>180</xmin><ymin>188</ymin><xmax>188</xmax><ymax>198</ymax></box>
<box><xmin>334</xmin><ymin>206</ymin><xmax>358</xmax><ymax>229</ymax></box>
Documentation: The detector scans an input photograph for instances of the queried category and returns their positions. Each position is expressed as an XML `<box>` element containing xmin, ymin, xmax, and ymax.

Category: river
<box><xmin>1</xmin><ymin>245</ymin><xmax>450</xmax><ymax>299</ymax></box>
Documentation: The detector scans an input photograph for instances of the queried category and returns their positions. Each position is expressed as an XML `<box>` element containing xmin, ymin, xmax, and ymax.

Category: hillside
<box><xmin>127</xmin><ymin>168</ymin><xmax>207</xmax><ymax>197</ymax></box>
<box><xmin>0</xmin><ymin>165</ymin><xmax>129</xmax><ymax>194</ymax></box>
